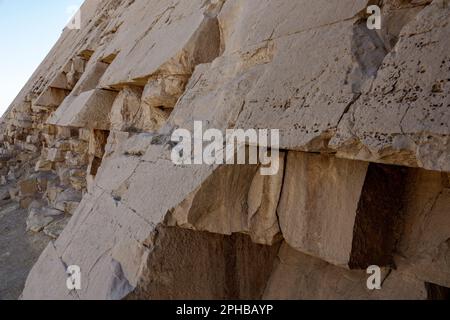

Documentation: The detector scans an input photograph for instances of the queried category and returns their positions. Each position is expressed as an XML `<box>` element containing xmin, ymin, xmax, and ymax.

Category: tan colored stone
<box><xmin>18</xmin><ymin>178</ymin><xmax>39</xmax><ymax>197</ymax></box>
<box><xmin>46</xmin><ymin>148</ymin><xmax>65</xmax><ymax>162</ymax></box>
<box><xmin>330</xmin><ymin>2</ymin><xmax>450</xmax><ymax>171</ymax></box>
<box><xmin>110</xmin><ymin>86</ymin><xmax>143</xmax><ymax>132</ymax></box>
<box><xmin>48</xmin><ymin>72</ymin><xmax>71</xmax><ymax>91</ymax></box>
<box><xmin>35</xmin><ymin>160</ymin><xmax>53</xmax><ymax>172</ymax></box>
<box><xmin>264</xmin><ymin>243</ymin><xmax>428</xmax><ymax>300</ymax></box>
<box><xmin>71</xmin><ymin>60</ymin><xmax>109</xmax><ymax>96</ymax></box>
<box><xmin>141</xmin><ymin>75</ymin><xmax>187</xmax><ymax>110</ymax></box>
<box><xmin>47</xmin><ymin>89</ymin><xmax>117</xmax><ymax>130</ymax></box>
<box><xmin>129</xmin><ymin>227</ymin><xmax>280</xmax><ymax>300</ymax></box>
<box><xmin>167</xmin><ymin>153</ymin><xmax>285</xmax><ymax>245</ymax></box>
<box><xmin>34</xmin><ymin>87</ymin><xmax>70</xmax><ymax>108</ymax></box>
<box><xmin>277</xmin><ymin>152</ymin><xmax>368</xmax><ymax>266</ymax></box>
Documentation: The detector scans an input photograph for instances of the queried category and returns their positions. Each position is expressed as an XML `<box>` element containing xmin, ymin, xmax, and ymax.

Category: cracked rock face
<box><xmin>0</xmin><ymin>0</ymin><xmax>449</xmax><ymax>300</ymax></box>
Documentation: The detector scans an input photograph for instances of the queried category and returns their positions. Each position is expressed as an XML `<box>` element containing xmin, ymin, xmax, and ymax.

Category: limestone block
<box><xmin>98</xmin><ymin>0</ymin><xmax>214</xmax><ymax>87</ymax></box>
<box><xmin>71</xmin><ymin>61</ymin><xmax>109</xmax><ymax>96</ymax></box>
<box><xmin>54</xmin><ymin>166</ymin><xmax>71</xmax><ymax>186</ymax></box>
<box><xmin>101</xmin><ymin>131</ymin><xmax>130</xmax><ymax>160</ymax></box>
<box><xmin>263</xmin><ymin>243</ymin><xmax>428</xmax><ymax>300</ymax></box>
<box><xmin>35</xmin><ymin>160</ymin><xmax>53</xmax><ymax>172</ymax></box>
<box><xmin>79</xmin><ymin>128</ymin><xmax>91</xmax><ymax>142</ymax></box>
<box><xmin>278</xmin><ymin>152</ymin><xmax>409</xmax><ymax>268</ymax></box>
<box><xmin>20</xmin><ymin>243</ymin><xmax>74</xmax><ymax>300</ymax></box>
<box><xmin>109</xmin><ymin>86</ymin><xmax>143</xmax><ymax>132</ymax></box>
<box><xmin>25</xmin><ymin>135</ymin><xmax>39</xmax><ymax>145</ymax></box>
<box><xmin>72</xmin><ymin>56</ymin><xmax>86</xmax><ymax>73</ymax></box>
<box><xmin>330</xmin><ymin>2</ymin><xmax>450</xmax><ymax>171</ymax></box>
<box><xmin>34</xmin><ymin>87</ymin><xmax>70</xmax><ymax>108</ymax></box>
<box><xmin>56</xmin><ymin>126</ymin><xmax>72</xmax><ymax>138</ymax></box>
<box><xmin>47</xmin><ymin>89</ymin><xmax>117</xmax><ymax>130</ymax></box>
<box><xmin>129</xmin><ymin>227</ymin><xmax>280</xmax><ymax>300</ymax></box>
<box><xmin>277</xmin><ymin>152</ymin><xmax>368</xmax><ymax>266</ymax></box>
<box><xmin>23</xmin><ymin>143</ymin><xmax>38</xmax><ymax>153</ymax></box>
<box><xmin>64</xmin><ymin>151</ymin><xmax>88</xmax><ymax>167</ymax></box>
<box><xmin>69</xmin><ymin>175</ymin><xmax>87</xmax><ymax>192</ymax></box>
<box><xmin>48</xmin><ymin>72</ymin><xmax>71</xmax><ymax>90</ymax></box>
<box><xmin>142</xmin><ymin>76</ymin><xmax>187</xmax><ymax>110</ymax></box>
<box><xmin>167</xmin><ymin>153</ymin><xmax>285</xmax><ymax>245</ymax></box>
<box><xmin>54</xmin><ymin>140</ymin><xmax>71</xmax><ymax>151</ymax></box>
<box><xmin>53</xmin><ymin>188</ymin><xmax>82</xmax><ymax>215</ymax></box>
<box><xmin>46</xmin><ymin>148</ymin><xmax>65</xmax><ymax>162</ymax></box>
<box><xmin>397</xmin><ymin>169</ymin><xmax>450</xmax><ymax>288</ymax></box>
<box><xmin>18</xmin><ymin>178</ymin><xmax>39</xmax><ymax>197</ymax></box>
<box><xmin>45</xmin><ymin>184</ymin><xmax>65</xmax><ymax>205</ymax></box>
<box><xmin>26</xmin><ymin>206</ymin><xmax>64</xmax><ymax>233</ymax></box>
<box><xmin>69</xmin><ymin>139</ymin><xmax>88</xmax><ymax>154</ymax></box>
<box><xmin>140</xmin><ymin>104</ymin><xmax>171</xmax><ymax>132</ymax></box>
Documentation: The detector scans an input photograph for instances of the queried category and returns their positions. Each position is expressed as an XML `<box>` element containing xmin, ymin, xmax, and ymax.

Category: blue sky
<box><xmin>0</xmin><ymin>0</ymin><xmax>82</xmax><ymax>115</ymax></box>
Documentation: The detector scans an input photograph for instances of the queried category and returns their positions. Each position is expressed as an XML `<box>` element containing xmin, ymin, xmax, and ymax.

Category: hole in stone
<box><xmin>426</xmin><ymin>282</ymin><xmax>450</xmax><ymax>300</ymax></box>
<box><xmin>349</xmin><ymin>163</ymin><xmax>409</xmax><ymax>269</ymax></box>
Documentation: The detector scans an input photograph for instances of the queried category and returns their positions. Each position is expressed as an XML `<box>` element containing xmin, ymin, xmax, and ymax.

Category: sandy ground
<box><xmin>0</xmin><ymin>195</ymin><xmax>50</xmax><ymax>300</ymax></box>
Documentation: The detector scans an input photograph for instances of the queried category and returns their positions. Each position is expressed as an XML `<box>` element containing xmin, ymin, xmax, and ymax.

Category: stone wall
<box><xmin>0</xmin><ymin>0</ymin><xmax>449</xmax><ymax>299</ymax></box>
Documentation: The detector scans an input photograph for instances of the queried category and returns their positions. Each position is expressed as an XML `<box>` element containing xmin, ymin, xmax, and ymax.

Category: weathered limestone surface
<box><xmin>396</xmin><ymin>169</ymin><xmax>450</xmax><ymax>288</ymax></box>
<box><xmin>0</xmin><ymin>0</ymin><xmax>448</xmax><ymax>300</ymax></box>
<box><xmin>128</xmin><ymin>226</ymin><xmax>280</xmax><ymax>300</ymax></box>
<box><xmin>48</xmin><ymin>89</ymin><xmax>117</xmax><ymax>130</ymax></box>
<box><xmin>264</xmin><ymin>243</ymin><xmax>428</xmax><ymax>300</ymax></box>
<box><xmin>277</xmin><ymin>152</ymin><xmax>368</xmax><ymax>267</ymax></box>
<box><xmin>167</xmin><ymin>153</ymin><xmax>285</xmax><ymax>245</ymax></box>
<box><xmin>330</xmin><ymin>1</ymin><xmax>450</xmax><ymax>171</ymax></box>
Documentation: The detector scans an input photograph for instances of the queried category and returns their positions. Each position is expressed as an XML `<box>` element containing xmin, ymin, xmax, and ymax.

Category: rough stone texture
<box><xmin>166</xmin><ymin>153</ymin><xmax>285</xmax><ymax>245</ymax></box>
<box><xmin>0</xmin><ymin>0</ymin><xmax>448</xmax><ymax>300</ymax></box>
<box><xmin>330</xmin><ymin>1</ymin><xmax>450</xmax><ymax>171</ymax></box>
<box><xmin>264</xmin><ymin>243</ymin><xmax>428</xmax><ymax>300</ymax></box>
<box><xmin>48</xmin><ymin>89</ymin><xmax>117</xmax><ymax>130</ymax></box>
<box><xmin>396</xmin><ymin>169</ymin><xmax>450</xmax><ymax>288</ymax></box>
<box><xmin>277</xmin><ymin>152</ymin><xmax>368</xmax><ymax>266</ymax></box>
<box><xmin>128</xmin><ymin>226</ymin><xmax>280</xmax><ymax>300</ymax></box>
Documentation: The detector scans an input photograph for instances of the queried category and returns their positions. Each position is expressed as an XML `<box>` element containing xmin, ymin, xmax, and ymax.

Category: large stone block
<box><xmin>128</xmin><ymin>226</ymin><xmax>280</xmax><ymax>300</ymax></box>
<box><xmin>278</xmin><ymin>152</ymin><xmax>409</xmax><ymax>268</ymax></box>
<box><xmin>263</xmin><ymin>243</ymin><xmax>428</xmax><ymax>300</ymax></box>
<box><xmin>109</xmin><ymin>86</ymin><xmax>144</xmax><ymax>132</ymax></box>
<box><xmin>277</xmin><ymin>152</ymin><xmax>368</xmax><ymax>266</ymax></box>
<box><xmin>397</xmin><ymin>169</ymin><xmax>450</xmax><ymax>288</ymax></box>
<box><xmin>167</xmin><ymin>152</ymin><xmax>285</xmax><ymax>245</ymax></box>
<box><xmin>34</xmin><ymin>87</ymin><xmax>70</xmax><ymax>109</ymax></box>
<box><xmin>330</xmin><ymin>2</ymin><xmax>450</xmax><ymax>171</ymax></box>
<box><xmin>47</xmin><ymin>89</ymin><xmax>117</xmax><ymax>130</ymax></box>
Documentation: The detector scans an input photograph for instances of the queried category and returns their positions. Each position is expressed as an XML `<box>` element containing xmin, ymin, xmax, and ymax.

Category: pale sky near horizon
<box><xmin>0</xmin><ymin>0</ymin><xmax>82</xmax><ymax>116</ymax></box>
